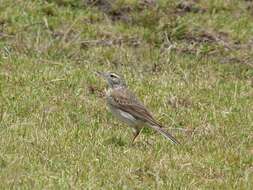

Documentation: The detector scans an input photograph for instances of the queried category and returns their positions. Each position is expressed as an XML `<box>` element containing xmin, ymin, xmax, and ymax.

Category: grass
<box><xmin>0</xmin><ymin>0</ymin><xmax>253</xmax><ymax>189</ymax></box>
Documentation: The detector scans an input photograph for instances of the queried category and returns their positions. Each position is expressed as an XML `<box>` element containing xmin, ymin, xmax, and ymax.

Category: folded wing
<box><xmin>110</xmin><ymin>88</ymin><xmax>180</xmax><ymax>144</ymax></box>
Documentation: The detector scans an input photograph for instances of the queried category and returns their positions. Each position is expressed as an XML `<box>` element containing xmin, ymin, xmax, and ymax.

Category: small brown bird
<box><xmin>97</xmin><ymin>71</ymin><xmax>180</xmax><ymax>145</ymax></box>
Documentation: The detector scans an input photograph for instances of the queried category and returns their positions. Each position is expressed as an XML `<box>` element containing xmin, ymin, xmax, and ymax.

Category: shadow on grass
<box><xmin>104</xmin><ymin>136</ymin><xmax>127</xmax><ymax>147</ymax></box>
<box><xmin>103</xmin><ymin>136</ymin><xmax>152</xmax><ymax>149</ymax></box>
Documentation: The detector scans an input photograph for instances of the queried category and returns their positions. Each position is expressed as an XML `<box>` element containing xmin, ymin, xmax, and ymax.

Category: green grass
<box><xmin>0</xmin><ymin>0</ymin><xmax>253</xmax><ymax>189</ymax></box>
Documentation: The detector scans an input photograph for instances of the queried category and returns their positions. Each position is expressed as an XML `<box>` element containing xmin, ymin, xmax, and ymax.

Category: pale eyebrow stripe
<box><xmin>111</xmin><ymin>73</ymin><xmax>120</xmax><ymax>78</ymax></box>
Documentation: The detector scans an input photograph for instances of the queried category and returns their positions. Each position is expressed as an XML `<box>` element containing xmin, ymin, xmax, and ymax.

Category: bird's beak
<box><xmin>95</xmin><ymin>71</ymin><xmax>107</xmax><ymax>79</ymax></box>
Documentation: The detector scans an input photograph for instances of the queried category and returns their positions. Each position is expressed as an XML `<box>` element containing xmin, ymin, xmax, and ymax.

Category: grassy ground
<box><xmin>0</xmin><ymin>0</ymin><xmax>253</xmax><ymax>189</ymax></box>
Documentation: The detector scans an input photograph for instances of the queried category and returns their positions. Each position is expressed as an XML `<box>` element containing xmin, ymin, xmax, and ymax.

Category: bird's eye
<box><xmin>110</xmin><ymin>74</ymin><xmax>116</xmax><ymax>78</ymax></box>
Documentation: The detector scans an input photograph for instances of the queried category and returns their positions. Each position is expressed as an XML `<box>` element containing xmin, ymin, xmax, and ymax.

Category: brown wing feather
<box><xmin>110</xmin><ymin>88</ymin><xmax>161</xmax><ymax>127</ymax></box>
<box><xmin>110</xmin><ymin>88</ymin><xmax>181</xmax><ymax>145</ymax></box>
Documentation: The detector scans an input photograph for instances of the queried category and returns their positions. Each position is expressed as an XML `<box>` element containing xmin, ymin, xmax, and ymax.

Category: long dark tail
<box><xmin>148</xmin><ymin>124</ymin><xmax>181</xmax><ymax>145</ymax></box>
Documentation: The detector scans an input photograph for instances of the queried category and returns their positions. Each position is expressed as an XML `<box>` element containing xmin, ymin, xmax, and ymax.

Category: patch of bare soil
<box><xmin>80</xmin><ymin>36</ymin><xmax>141</xmax><ymax>49</ymax></box>
<box><xmin>175</xmin><ymin>1</ymin><xmax>206</xmax><ymax>15</ymax></box>
<box><xmin>84</xmin><ymin>0</ymin><xmax>160</xmax><ymax>23</ymax></box>
<box><xmin>87</xmin><ymin>84</ymin><xmax>105</xmax><ymax>97</ymax></box>
<box><xmin>165</xmin><ymin>28</ymin><xmax>253</xmax><ymax>67</ymax></box>
<box><xmin>84</xmin><ymin>0</ymin><xmax>132</xmax><ymax>22</ymax></box>
<box><xmin>183</xmin><ymin>31</ymin><xmax>230</xmax><ymax>46</ymax></box>
<box><xmin>246</xmin><ymin>2</ymin><xmax>253</xmax><ymax>16</ymax></box>
<box><xmin>166</xmin><ymin>30</ymin><xmax>231</xmax><ymax>55</ymax></box>
<box><xmin>138</xmin><ymin>0</ymin><xmax>157</xmax><ymax>8</ymax></box>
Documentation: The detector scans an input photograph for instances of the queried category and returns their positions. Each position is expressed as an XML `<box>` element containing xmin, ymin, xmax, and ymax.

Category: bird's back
<box><xmin>107</xmin><ymin>87</ymin><xmax>161</xmax><ymax>126</ymax></box>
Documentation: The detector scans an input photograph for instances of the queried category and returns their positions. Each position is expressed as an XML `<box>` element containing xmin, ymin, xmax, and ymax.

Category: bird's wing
<box><xmin>110</xmin><ymin>88</ymin><xmax>181</xmax><ymax>145</ymax></box>
<box><xmin>110</xmin><ymin>88</ymin><xmax>161</xmax><ymax>127</ymax></box>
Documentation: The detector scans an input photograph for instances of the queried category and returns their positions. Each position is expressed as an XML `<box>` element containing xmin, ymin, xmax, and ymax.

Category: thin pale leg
<box><xmin>132</xmin><ymin>130</ymin><xmax>140</xmax><ymax>144</ymax></box>
<box><xmin>131</xmin><ymin>126</ymin><xmax>143</xmax><ymax>144</ymax></box>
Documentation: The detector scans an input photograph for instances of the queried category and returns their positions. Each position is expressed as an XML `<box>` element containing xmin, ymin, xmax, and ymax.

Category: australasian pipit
<box><xmin>97</xmin><ymin>71</ymin><xmax>180</xmax><ymax>145</ymax></box>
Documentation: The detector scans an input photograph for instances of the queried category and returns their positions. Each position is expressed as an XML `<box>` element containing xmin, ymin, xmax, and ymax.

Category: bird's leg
<box><xmin>131</xmin><ymin>128</ymin><xmax>141</xmax><ymax>144</ymax></box>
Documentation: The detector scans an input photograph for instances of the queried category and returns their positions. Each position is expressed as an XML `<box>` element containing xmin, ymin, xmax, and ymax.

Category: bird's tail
<box><xmin>148</xmin><ymin>124</ymin><xmax>181</xmax><ymax>145</ymax></box>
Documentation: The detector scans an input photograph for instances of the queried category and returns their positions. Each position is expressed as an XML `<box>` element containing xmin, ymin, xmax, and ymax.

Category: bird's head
<box><xmin>96</xmin><ymin>71</ymin><xmax>126</xmax><ymax>88</ymax></box>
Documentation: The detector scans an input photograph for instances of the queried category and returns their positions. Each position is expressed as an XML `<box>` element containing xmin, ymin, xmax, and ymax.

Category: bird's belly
<box><xmin>108</xmin><ymin>105</ymin><xmax>139</xmax><ymax>126</ymax></box>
